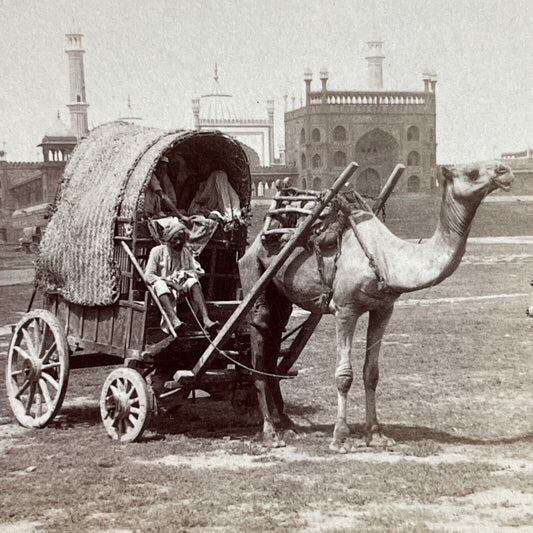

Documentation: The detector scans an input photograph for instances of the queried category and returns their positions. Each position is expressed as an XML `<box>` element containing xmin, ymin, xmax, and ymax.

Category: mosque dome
<box><xmin>198</xmin><ymin>65</ymin><xmax>265</xmax><ymax>122</ymax></box>
<box><xmin>42</xmin><ymin>117</ymin><xmax>77</xmax><ymax>140</ymax></box>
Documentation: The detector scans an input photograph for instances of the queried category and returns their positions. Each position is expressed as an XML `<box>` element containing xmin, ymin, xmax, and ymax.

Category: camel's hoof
<box><xmin>329</xmin><ymin>440</ymin><xmax>348</xmax><ymax>454</ymax></box>
<box><xmin>263</xmin><ymin>434</ymin><xmax>286</xmax><ymax>448</ymax></box>
<box><xmin>277</xmin><ymin>414</ymin><xmax>295</xmax><ymax>430</ymax></box>
<box><xmin>365</xmin><ymin>434</ymin><xmax>396</xmax><ymax>449</ymax></box>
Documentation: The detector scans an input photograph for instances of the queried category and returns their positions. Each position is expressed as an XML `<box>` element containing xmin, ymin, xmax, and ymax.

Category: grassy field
<box><xmin>0</xmin><ymin>197</ymin><xmax>532</xmax><ymax>532</ymax></box>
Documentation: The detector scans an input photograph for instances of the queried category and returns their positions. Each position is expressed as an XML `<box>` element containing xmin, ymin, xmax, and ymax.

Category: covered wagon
<box><xmin>6</xmin><ymin>121</ymin><xmax>254</xmax><ymax>441</ymax></box>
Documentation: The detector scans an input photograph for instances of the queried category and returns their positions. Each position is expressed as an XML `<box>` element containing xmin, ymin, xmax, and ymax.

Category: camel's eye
<box><xmin>467</xmin><ymin>169</ymin><xmax>479</xmax><ymax>180</ymax></box>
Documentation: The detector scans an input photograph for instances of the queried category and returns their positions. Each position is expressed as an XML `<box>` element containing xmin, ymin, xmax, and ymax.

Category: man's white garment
<box><xmin>145</xmin><ymin>244</ymin><xmax>204</xmax><ymax>298</ymax></box>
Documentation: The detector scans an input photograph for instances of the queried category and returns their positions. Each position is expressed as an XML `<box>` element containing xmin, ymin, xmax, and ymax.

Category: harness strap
<box><xmin>348</xmin><ymin>213</ymin><xmax>398</xmax><ymax>294</ymax></box>
<box><xmin>311</xmin><ymin>239</ymin><xmax>333</xmax><ymax>311</ymax></box>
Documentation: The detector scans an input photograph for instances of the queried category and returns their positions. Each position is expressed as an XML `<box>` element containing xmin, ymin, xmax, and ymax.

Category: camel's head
<box><xmin>441</xmin><ymin>160</ymin><xmax>514</xmax><ymax>201</ymax></box>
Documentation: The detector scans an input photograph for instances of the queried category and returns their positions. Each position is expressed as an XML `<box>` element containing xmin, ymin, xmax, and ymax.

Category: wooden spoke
<box><xmin>13</xmin><ymin>345</ymin><xmax>31</xmax><ymax>360</ymax></box>
<box><xmin>32</xmin><ymin>318</ymin><xmax>44</xmax><ymax>358</ymax></box>
<box><xmin>15</xmin><ymin>379</ymin><xmax>31</xmax><ymax>400</ymax></box>
<box><xmin>6</xmin><ymin>310</ymin><xmax>69</xmax><ymax>428</ymax></box>
<box><xmin>39</xmin><ymin>320</ymin><xmax>49</xmax><ymax>356</ymax></box>
<box><xmin>25</xmin><ymin>383</ymin><xmax>36</xmax><ymax>414</ymax></box>
<box><xmin>21</xmin><ymin>328</ymin><xmax>37</xmax><ymax>358</ymax></box>
<box><xmin>42</xmin><ymin>362</ymin><xmax>61</xmax><ymax>371</ymax></box>
<box><xmin>39</xmin><ymin>380</ymin><xmax>53</xmax><ymax>410</ymax></box>
<box><xmin>36</xmin><ymin>390</ymin><xmax>43</xmax><ymax>417</ymax></box>
<box><xmin>41</xmin><ymin>341</ymin><xmax>57</xmax><ymax>364</ymax></box>
<box><xmin>41</xmin><ymin>371</ymin><xmax>59</xmax><ymax>391</ymax></box>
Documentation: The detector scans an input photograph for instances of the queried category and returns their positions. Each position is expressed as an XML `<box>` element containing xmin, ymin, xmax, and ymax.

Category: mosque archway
<box><xmin>355</xmin><ymin>128</ymin><xmax>398</xmax><ymax>169</ymax></box>
<box><xmin>407</xmin><ymin>125</ymin><xmax>420</xmax><ymax>141</ymax></box>
<box><xmin>333</xmin><ymin>125</ymin><xmax>346</xmax><ymax>141</ymax></box>
<box><xmin>357</xmin><ymin>168</ymin><xmax>381</xmax><ymax>197</ymax></box>
<box><xmin>312</xmin><ymin>154</ymin><xmax>322</xmax><ymax>168</ymax></box>
<box><xmin>333</xmin><ymin>151</ymin><xmax>346</xmax><ymax>167</ymax></box>
<box><xmin>407</xmin><ymin>175</ymin><xmax>420</xmax><ymax>192</ymax></box>
<box><xmin>407</xmin><ymin>151</ymin><xmax>420</xmax><ymax>166</ymax></box>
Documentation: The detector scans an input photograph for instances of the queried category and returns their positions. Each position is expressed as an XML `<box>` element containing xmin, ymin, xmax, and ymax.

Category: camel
<box><xmin>238</xmin><ymin>160</ymin><xmax>513</xmax><ymax>452</ymax></box>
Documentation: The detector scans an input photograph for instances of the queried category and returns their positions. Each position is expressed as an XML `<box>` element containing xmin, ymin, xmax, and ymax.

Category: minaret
<box><xmin>65</xmin><ymin>32</ymin><xmax>89</xmax><ymax>139</ymax></box>
<box><xmin>304</xmin><ymin>68</ymin><xmax>312</xmax><ymax>106</ymax></box>
<box><xmin>365</xmin><ymin>40</ymin><xmax>385</xmax><ymax>90</ymax></box>
<box><xmin>267</xmin><ymin>99</ymin><xmax>275</xmax><ymax>165</ymax></box>
<box><xmin>192</xmin><ymin>98</ymin><xmax>200</xmax><ymax>128</ymax></box>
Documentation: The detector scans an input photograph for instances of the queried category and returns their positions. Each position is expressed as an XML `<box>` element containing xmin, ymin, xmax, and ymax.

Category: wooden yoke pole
<box><xmin>372</xmin><ymin>164</ymin><xmax>405</xmax><ymax>215</ymax></box>
<box><xmin>121</xmin><ymin>241</ymin><xmax>177</xmax><ymax>338</ymax></box>
<box><xmin>175</xmin><ymin>161</ymin><xmax>359</xmax><ymax>385</ymax></box>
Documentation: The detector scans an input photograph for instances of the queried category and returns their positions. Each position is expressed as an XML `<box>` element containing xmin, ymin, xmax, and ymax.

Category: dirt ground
<box><xmin>0</xmin><ymin>231</ymin><xmax>532</xmax><ymax>532</ymax></box>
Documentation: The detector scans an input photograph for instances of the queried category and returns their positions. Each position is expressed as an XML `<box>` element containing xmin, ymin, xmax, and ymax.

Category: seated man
<box><xmin>144</xmin><ymin>156</ymin><xmax>182</xmax><ymax>218</ymax></box>
<box><xmin>144</xmin><ymin>219</ymin><xmax>219</xmax><ymax>335</ymax></box>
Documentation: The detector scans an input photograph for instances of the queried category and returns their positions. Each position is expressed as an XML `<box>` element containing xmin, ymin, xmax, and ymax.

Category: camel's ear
<box><xmin>441</xmin><ymin>166</ymin><xmax>454</xmax><ymax>181</ymax></box>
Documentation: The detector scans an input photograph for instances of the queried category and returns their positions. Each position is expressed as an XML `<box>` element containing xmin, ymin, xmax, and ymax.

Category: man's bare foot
<box><xmin>204</xmin><ymin>320</ymin><xmax>220</xmax><ymax>335</ymax></box>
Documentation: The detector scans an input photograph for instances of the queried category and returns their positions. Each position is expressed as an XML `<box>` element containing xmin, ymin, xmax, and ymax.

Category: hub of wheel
<box><xmin>22</xmin><ymin>357</ymin><xmax>41</xmax><ymax>383</ymax></box>
<box><xmin>113</xmin><ymin>389</ymin><xmax>130</xmax><ymax>420</ymax></box>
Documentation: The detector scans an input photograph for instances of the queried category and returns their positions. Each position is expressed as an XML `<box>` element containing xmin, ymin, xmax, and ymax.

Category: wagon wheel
<box><xmin>100</xmin><ymin>368</ymin><xmax>151</xmax><ymax>442</ymax></box>
<box><xmin>6</xmin><ymin>310</ymin><xmax>69</xmax><ymax>428</ymax></box>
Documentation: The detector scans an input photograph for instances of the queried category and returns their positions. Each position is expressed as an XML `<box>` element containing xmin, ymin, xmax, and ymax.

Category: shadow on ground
<box><xmin>44</xmin><ymin>402</ymin><xmax>533</xmax><ymax>448</ymax></box>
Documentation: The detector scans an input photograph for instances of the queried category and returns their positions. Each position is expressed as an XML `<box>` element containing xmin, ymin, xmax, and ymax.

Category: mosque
<box><xmin>191</xmin><ymin>66</ymin><xmax>297</xmax><ymax>197</ymax></box>
<box><xmin>285</xmin><ymin>40</ymin><xmax>438</xmax><ymax>194</ymax></box>
<box><xmin>0</xmin><ymin>33</ymin><xmax>442</xmax><ymax>243</ymax></box>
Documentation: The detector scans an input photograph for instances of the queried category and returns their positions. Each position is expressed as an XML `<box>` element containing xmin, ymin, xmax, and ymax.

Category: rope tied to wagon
<box><xmin>184</xmin><ymin>297</ymin><xmax>296</xmax><ymax>380</ymax></box>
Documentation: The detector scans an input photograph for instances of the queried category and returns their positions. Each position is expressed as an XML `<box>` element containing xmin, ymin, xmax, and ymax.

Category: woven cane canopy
<box><xmin>36</xmin><ymin>121</ymin><xmax>251</xmax><ymax>306</ymax></box>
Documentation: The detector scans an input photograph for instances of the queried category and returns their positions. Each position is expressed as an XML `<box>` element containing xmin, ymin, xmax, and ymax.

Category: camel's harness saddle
<box><xmin>260</xmin><ymin>177</ymin><xmax>400</xmax><ymax>311</ymax></box>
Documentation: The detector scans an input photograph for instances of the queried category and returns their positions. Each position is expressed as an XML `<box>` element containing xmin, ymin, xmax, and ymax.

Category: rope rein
<box><xmin>184</xmin><ymin>297</ymin><xmax>296</xmax><ymax>380</ymax></box>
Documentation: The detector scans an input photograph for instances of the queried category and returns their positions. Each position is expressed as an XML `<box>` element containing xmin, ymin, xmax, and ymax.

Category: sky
<box><xmin>0</xmin><ymin>0</ymin><xmax>532</xmax><ymax>164</ymax></box>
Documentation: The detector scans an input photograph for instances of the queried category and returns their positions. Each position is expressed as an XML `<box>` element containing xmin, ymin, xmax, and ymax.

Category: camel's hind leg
<box><xmin>239</xmin><ymin>247</ymin><xmax>277</xmax><ymax>444</ymax></box>
<box><xmin>330</xmin><ymin>303</ymin><xmax>361</xmax><ymax>453</ymax></box>
<box><xmin>363</xmin><ymin>305</ymin><xmax>395</xmax><ymax>447</ymax></box>
<box><xmin>265</xmin><ymin>288</ymin><xmax>293</xmax><ymax>428</ymax></box>
<box><xmin>249</xmin><ymin>288</ymin><xmax>291</xmax><ymax>447</ymax></box>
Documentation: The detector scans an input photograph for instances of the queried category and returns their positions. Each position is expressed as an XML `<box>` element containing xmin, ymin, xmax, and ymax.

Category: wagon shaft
<box><xmin>171</xmin><ymin>162</ymin><xmax>359</xmax><ymax>388</ymax></box>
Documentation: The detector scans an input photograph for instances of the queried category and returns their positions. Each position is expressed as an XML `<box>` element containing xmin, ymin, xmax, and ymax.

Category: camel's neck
<box><xmin>436</xmin><ymin>184</ymin><xmax>478</xmax><ymax>245</ymax></box>
<box><xmin>354</xmin><ymin>183</ymin><xmax>482</xmax><ymax>293</ymax></box>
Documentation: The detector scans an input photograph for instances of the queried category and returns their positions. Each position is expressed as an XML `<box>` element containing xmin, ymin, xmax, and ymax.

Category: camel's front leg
<box><xmin>330</xmin><ymin>304</ymin><xmax>360</xmax><ymax>453</ymax></box>
<box><xmin>363</xmin><ymin>305</ymin><xmax>395</xmax><ymax>447</ymax></box>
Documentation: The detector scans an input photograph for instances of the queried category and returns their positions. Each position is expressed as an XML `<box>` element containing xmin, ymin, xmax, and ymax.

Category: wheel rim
<box><xmin>6</xmin><ymin>310</ymin><xmax>69</xmax><ymax>428</ymax></box>
<box><xmin>100</xmin><ymin>368</ymin><xmax>150</xmax><ymax>442</ymax></box>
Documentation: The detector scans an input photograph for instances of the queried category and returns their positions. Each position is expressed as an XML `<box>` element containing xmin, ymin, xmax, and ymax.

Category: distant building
<box><xmin>0</xmin><ymin>31</ymin><xmax>89</xmax><ymax>243</ymax></box>
<box><xmin>192</xmin><ymin>66</ymin><xmax>275</xmax><ymax>167</ymax></box>
<box><xmin>500</xmin><ymin>147</ymin><xmax>533</xmax><ymax>193</ymax></box>
<box><xmin>284</xmin><ymin>40</ymin><xmax>438</xmax><ymax>195</ymax></box>
<box><xmin>192</xmin><ymin>66</ymin><xmax>297</xmax><ymax>197</ymax></box>
<box><xmin>500</xmin><ymin>147</ymin><xmax>533</xmax><ymax>178</ymax></box>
